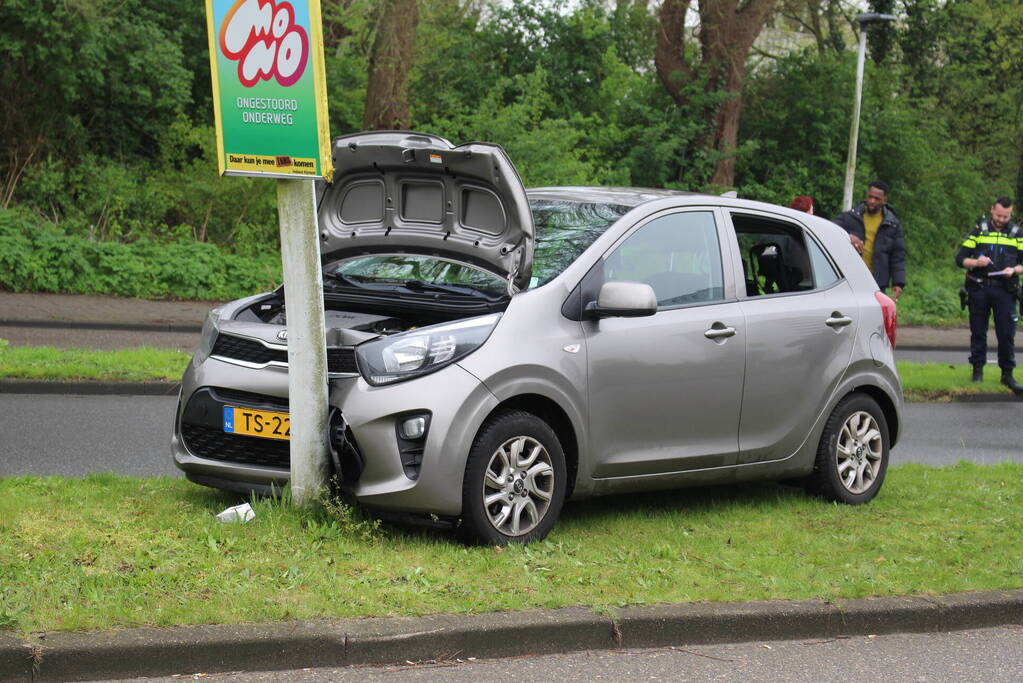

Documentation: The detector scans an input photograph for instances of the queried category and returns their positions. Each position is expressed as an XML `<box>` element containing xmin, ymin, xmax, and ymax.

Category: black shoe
<box><xmin>971</xmin><ymin>364</ymin><xmax>984</xmax><ymax>383</ymax></box>
<box><xmin>1001</xmin><ymin>370</ymin><xmax>1023</xmax><ymax>396</ymax></box>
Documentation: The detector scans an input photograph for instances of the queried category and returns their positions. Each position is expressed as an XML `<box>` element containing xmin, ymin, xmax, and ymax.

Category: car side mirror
<box><xmin>584</xmin><ymin>281</ymin><xmax>658</xmax><ymax>319</ymax></box>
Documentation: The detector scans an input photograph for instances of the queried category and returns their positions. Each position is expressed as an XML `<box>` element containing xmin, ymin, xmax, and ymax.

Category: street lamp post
<box><xmin>842</xmin><ymin>12</ymin><xmax>897</xmax><ymax>211</ymax></box>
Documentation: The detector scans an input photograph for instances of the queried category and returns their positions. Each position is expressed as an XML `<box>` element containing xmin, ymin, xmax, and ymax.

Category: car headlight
<box><xmin>193</xmin><ymin>308</ymin><xmax>222</xmax><ymax>365</ymax></box>
<box><xmin>356</xmin><ymin>314</ymin><xmax>501</xmax><ymax>386</ymax></box>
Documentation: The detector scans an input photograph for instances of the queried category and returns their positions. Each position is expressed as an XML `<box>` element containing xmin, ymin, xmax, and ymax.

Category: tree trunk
<box><xmin>363</xmin><ymin>0</ymin><xmax>419</xmax><ymax>130</ymax></box>
<box><xmin>656</xmin><ymin>0</ymin><xmax>778</xmax><ymax>187</ymax></box>
<box><xmin>709</xmin><ymin>66</ymin><xmax>746</xmax><ymax>187</ymax></box>
<box><xmin>654</xmin><ymin>0</ymin><xmax>693</xmax><ymax>108</ymax></box>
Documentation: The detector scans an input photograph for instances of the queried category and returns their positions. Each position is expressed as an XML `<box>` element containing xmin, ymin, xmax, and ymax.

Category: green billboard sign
<box><xmin>205</xmin><ymin>0</ymin><xmax>332</xmax><ymax>180</ymax></box>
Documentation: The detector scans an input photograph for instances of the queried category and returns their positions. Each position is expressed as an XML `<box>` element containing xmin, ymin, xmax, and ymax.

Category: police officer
<box><xmin>955</xmin><ymin>197</ymin><xmax>1023</xmax><ymax>394</ymax></box>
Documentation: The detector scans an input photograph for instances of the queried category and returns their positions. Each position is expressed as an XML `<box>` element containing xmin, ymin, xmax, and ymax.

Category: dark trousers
<box><xmin>968</xmin><ymin>284</ymin><xmax>1017</xmax><ymax>369</ymax></box>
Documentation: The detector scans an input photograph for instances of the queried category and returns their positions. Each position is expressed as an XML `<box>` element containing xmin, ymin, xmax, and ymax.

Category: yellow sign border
<box><xmin>205</xmin><ymin>0</ymin><xmax>227</xmax><ymax>177</ymax></box>
<box><xmin>309</xmin><ymin>0</ymin><xmax>333</xmax><ymax>182</ymax></box>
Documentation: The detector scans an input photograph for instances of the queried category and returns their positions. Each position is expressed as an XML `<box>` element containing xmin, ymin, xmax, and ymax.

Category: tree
<box><xmin>925</xmin><ymin>0</ymin><xmax>1023</xmax><ymax>198</ymax></box>
<box><xmin>774</xmin><ymin>0</ymin><xmax>849</xmax><ymax>54</ymax></box>
<box><xmin>363</xmin><ymin>0</ymin><xmax>419</xmax><ymax>130</ymax></box>
<box><xmin>0</xmin><ymin>0</ymin><xmax>194</xmax><ymax>208</ymax></box>
<box><xmin>655</xmin><ymin>0</ymin><xmax>778</xmax><ymax>187</ymax></box>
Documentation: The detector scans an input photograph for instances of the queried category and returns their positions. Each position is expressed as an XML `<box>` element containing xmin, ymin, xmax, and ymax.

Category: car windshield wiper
<box><xmin>402</xmin><ymin>280</ymin><xmax>495</xmax><ymax>298</ymax></box>
<box><xmin>325</xmin><ymin>273</ymin><xmax>499</xmax><ymax>298</ymax></box>
<box><xmin>323</xmin><ymin>272</ymin><xmax>370</xmax><ymax>289</ymax></box>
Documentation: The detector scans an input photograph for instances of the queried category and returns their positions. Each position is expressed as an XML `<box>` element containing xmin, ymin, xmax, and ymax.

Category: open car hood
<box><xmin>317</xmin><ymin>131</ymin><xmax>534</xmax><ymax>291</ymax></box>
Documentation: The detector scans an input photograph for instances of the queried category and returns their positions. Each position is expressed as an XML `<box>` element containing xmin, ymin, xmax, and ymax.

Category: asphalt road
<box><xmin>0</xmin><ymin>324</ymin><xmax>198</xmax><ymax>352</ymax></box>
<box><xmin>896</xmin><ymin>347</ymin><xmax>973</xmax><ymax>364</ymax></box>
<box><xmin>115</xmin><ymin>625</ymin><xmax>1023</xmax><ymax>682</ymax></box>
<box><xmin>1</xmin><ymin>396</ymin><xmax>1020</xmax><ymax>480</ymax></box>
<box><xmin>0</xmin><ymin>394</ymin><xmax>182</xmax><ymax>478</ymax></box>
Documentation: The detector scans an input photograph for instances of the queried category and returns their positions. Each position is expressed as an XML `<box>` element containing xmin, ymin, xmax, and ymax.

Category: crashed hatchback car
<box><xmin>174</xmin><ymin>131</ymin><xmax>902</xmax><ymax>544</ymax></box>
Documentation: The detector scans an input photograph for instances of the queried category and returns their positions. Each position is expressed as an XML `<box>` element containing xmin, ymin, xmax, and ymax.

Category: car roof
<box><xmin>527</xmin><ymin>186</ymin><xmax>841</xmax><ymax>228</ymax></box>
<box><xmin>526</xmin><ymin>186</ymin><xmax>708</xmax><ymax>207</ymax></box>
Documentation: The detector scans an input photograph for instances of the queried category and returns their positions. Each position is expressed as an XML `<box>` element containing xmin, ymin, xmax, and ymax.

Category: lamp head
<box><xmin>855</xmin><ymin>12</ymin><xmax>897</xmax><ymax>25</ymax></box>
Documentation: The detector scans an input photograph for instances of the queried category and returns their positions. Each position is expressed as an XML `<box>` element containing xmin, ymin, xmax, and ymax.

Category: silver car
<box><xmin>173</xmin><ymin>131</ymin><xmax>902</xmax><ymax>544</ymax></box>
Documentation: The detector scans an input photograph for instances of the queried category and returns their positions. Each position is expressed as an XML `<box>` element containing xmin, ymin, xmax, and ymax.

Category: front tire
<box><xmin>806</xmin><ymin>393</ymin><xmax>890</xmax><ymax>504</ymax></box>
<box><xmin>458</xmin><ymin>410</ymin><xmax>567</xmax><ymax>546</ymax></box>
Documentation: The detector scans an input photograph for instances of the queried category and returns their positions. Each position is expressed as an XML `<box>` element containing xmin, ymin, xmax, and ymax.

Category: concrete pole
<box><xmin>842</xmin><ymin>25</ymin><xmax>868</xmax><ymax>212</ymax></box>
<box><xmin>276</xmin><ymin>178</ymin><xmax>330</xmax><ymax>507</ymax></box>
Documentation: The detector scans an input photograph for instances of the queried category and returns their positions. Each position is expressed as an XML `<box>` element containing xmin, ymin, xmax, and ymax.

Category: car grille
<box><xmin>181</xmin><ymin>423</ymin><xmax>291</xmax><ymax>469</ymax></box>
<box><xmin>212</xmin><ymin>333</ymin><xmax>358</xmax><ymax>374</ymax></box>
<box><xmin>212</xmin><ymin>334</ymin><xmax>286</xmax><ymax>365</ymax></box>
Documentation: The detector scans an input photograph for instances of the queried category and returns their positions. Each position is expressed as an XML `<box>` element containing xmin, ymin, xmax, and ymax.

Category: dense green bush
<box><xmin>15</xmin><ymin>120</ymin><xmax>279</xmax><ymax>252</ymax></box>
<box><xmin>0</xmin><ymin>209</ymin><xmax>280</xmax><ymax>301</ymax></box>
<box><xmin>896</xmin><ymin>268</ymin><xmax>969</xmax><ymax>327</ymax></box>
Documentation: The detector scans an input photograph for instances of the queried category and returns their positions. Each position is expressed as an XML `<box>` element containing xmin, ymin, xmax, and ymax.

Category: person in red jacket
<box><xmin>790</xmin><ymin>196</ymin><xmax>814</xmax><ymax>214</ymax></box>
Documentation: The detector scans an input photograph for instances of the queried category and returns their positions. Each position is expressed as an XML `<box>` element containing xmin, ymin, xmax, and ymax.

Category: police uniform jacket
<box><xmin>833</xmin><ymin>203</ymin><xmax>906</xmax><ymax>290</ymax></box>
<box><xmin>955</xmin><ymin>217</ymin><xmax>1022</xmax><ymax>283</ymax></box>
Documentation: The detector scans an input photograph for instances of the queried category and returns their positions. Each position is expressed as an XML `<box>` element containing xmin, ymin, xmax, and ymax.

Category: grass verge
<box><xmin>898</xmin><ymin>360</ymin><xmax>1020</xmax><ymax>401</ymax></box>
<box><xmin>1</xmin><ymin>464</ymin><xmax>1021</xmax><ymax>634</ymax></box>
<box><xmin>0</xmin><ymin>340</ymin><xmax>1014</xmax><ymax>402</ymax></box>
<box><xmin>0</xmin><ymin>341</ymin><xmax>189</xmax><ymax>382</ymax></box>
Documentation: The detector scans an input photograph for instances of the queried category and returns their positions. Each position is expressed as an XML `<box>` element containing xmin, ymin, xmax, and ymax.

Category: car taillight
<box><xmin>875</xmin><ymin>291</ymin><xmax>897</xmax><ymax>348</ymax></box>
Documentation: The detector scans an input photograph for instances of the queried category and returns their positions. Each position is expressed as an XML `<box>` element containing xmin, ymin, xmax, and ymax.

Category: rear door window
<box><xmin>730</xmin><ymin>213</ymin><xmax>837</xmax><ymax>296</ymax></box>
<box><xmin>805</xmin><ymin>235</ymin><xmax>841</xmax><ymax>288</ymax></box>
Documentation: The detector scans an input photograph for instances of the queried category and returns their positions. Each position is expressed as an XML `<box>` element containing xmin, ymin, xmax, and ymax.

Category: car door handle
<box><xmin>704</xmin><ymin>324</ymin><xmax>736</xmax><ymax>339</ymax></box>
<box><xmin>825</xmin><ymin>313</ymin><xmax>853</xmax><ymax>328</ymax></box>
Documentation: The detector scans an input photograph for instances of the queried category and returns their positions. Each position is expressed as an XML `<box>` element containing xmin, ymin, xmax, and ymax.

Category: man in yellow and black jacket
<box><xmin>955</xmin><ymin>197</ymin><xmax>1023</xmax><ymax>394</ymax></box>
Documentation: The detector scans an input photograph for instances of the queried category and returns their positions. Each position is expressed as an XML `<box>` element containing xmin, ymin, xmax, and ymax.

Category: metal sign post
<box><xmin>205</xmin><ymin>0</ymin><xmax>333</xmax><ymax>505</ymax></box>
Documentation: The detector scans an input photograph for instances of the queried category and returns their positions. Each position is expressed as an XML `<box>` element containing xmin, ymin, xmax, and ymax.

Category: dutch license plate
<box><xmin>223</xmin><ymin>406</ymin><xmax>291</xmax><ymax>441</ymax></box>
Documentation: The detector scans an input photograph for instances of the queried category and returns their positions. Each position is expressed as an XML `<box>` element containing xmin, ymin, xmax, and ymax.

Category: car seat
<box><xmin>750</xmin><ymin>242</ymin><xmax>785</xmax><ymax>293</ymax></box>
<box><xmin>750</xmin><ymin>241</ymin><xmax>809</xmax><ymax>294</ymax></box>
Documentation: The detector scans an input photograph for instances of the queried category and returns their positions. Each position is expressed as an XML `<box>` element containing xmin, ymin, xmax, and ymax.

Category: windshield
<box><xmin>329</xmin><ymin>255</ymin><xmax>508</xmax><ymax>297</ymax></box>
<box><xmin>529</xmin><ymin>199</ymin><xmax>630</xmax><ymax>287</ymax></box>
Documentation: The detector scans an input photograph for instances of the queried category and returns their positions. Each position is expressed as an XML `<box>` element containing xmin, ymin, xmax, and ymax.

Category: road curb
<box><xmin>1</xmin><ymin>590</ymin><xmax>1020</xmax><ymax>681</ymax></box>
<box><xmin>952</xmin><ymin>391</ymin><xmax>1023</xmax><ymax>402</ymax></box>
<box><xmin>0</xmin><ymin>380</ymin><xmax>180</xmax><ymax>396</ymax></box>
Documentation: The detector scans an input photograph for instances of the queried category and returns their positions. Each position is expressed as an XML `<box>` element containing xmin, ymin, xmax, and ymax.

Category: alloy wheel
<box><xmin>482</xmin><ymin>435</ymin><xmax>555</xmax><ymax>536</ymax></box>
<box><xmin>836</xmin><ymin>409</ymin><xmax>883</xmax><ymax>494</ymax></box>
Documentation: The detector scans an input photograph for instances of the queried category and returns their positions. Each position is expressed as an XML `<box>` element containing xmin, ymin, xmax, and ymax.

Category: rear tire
<box><xmin>805</xmin><ymin>393</ymin><xmax>889</xmax><ymax>504</ymax></box>
<box><xmin>458</xmin><ymin>410</ymin><xmax>567</xmax><ymax>546</ymax></box>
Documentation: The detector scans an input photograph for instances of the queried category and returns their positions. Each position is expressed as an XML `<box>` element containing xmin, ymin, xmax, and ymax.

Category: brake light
<box><xmin>874</xmin><ymin>291</ymin><xmax>897</xmax><ymax>348</ymax></box>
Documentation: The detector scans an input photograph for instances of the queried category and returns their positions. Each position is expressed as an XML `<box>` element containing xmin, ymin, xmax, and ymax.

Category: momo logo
<box><xmin>219</xmin><ymin>0</ymin><xmax>309</xmax><ymax>88</ymax></box>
